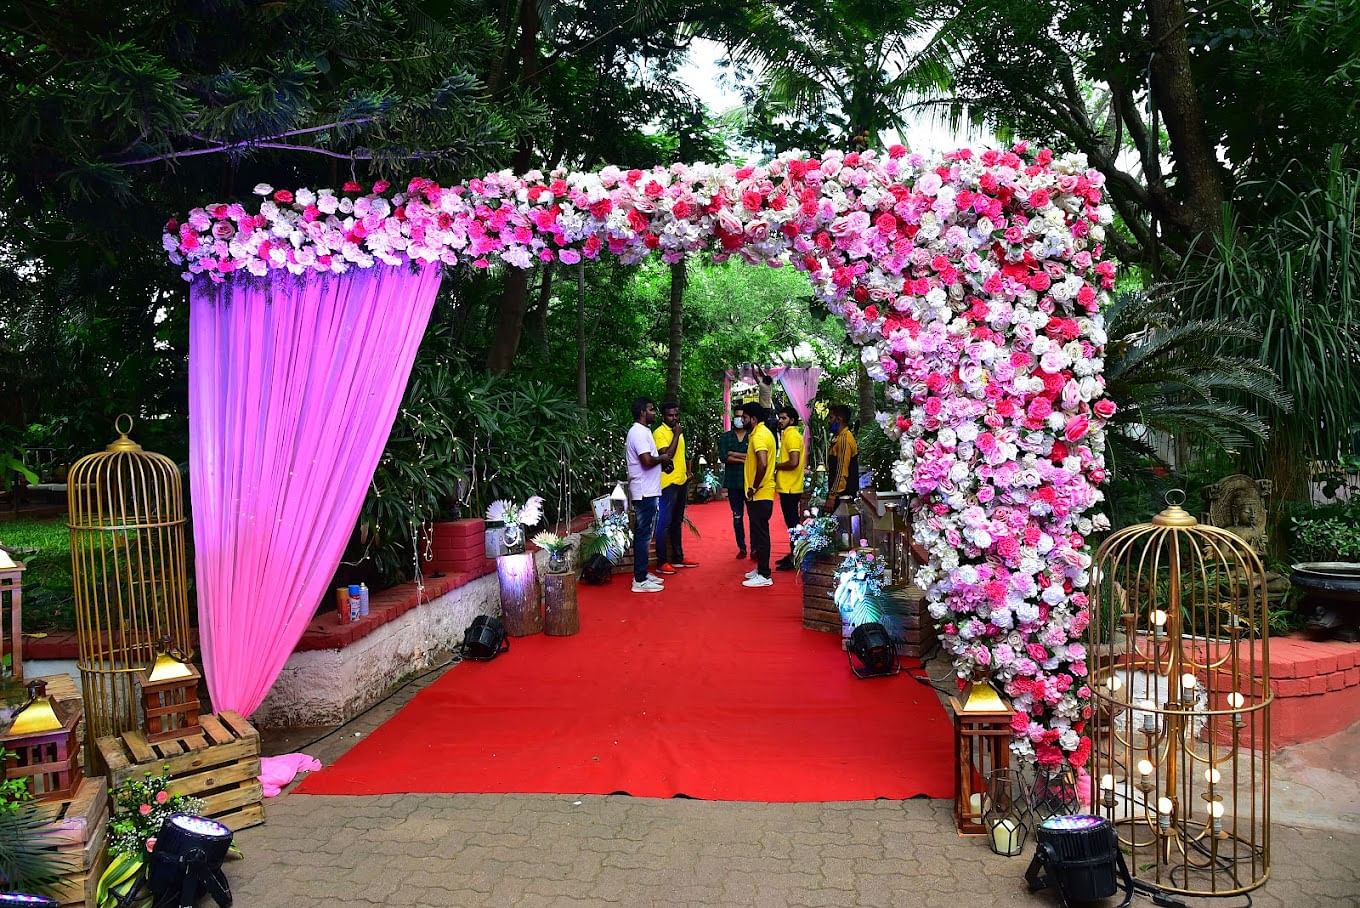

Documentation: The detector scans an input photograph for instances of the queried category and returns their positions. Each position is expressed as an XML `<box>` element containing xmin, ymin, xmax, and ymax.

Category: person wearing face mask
<box><xmin>741</xmin><ymin>402</ymin><xmax>777</xmax><ymax>587</ymax></box>
<box><xmin>652</xmin><ymin>401</ymin><xmax>697</xmax><ymax>574</ymax></box>
<box><xmin>625</xmin><ymin>397</ymin><xmax>679</xmax><ymax>594</ymax></box>
<box><xmin>824</xmin><ymin>404</ymin><xmax>859</xmax><ymax>516</ymax></box>
<box><xmin>717</xmin><ymin>403</ymin><xmax>751</xmax><ymax>558</ymax></box>
<box><xmin>773</xmin><ymin>406</ymin><xmax>806</xmax><ymax>571</ymax></box>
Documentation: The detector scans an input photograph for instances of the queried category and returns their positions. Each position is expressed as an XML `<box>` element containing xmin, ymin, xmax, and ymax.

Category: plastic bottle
<box><xmin>347</xmin><ymin>584</ymin><xmax>362</xmax><ymax>623</ymax></box>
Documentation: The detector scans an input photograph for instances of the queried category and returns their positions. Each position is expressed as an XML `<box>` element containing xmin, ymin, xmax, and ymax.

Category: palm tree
<box><xmin>1101</xmin><ymin>291</ymin><xmax>1288</xmax><ymax>474</ymax></box>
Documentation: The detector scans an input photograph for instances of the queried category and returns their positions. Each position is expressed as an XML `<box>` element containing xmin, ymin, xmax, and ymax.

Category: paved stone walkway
<box><xmin>234</xmin><ymin>662</ymin><xmax>1360</xmax><ymax>907</ymax></box>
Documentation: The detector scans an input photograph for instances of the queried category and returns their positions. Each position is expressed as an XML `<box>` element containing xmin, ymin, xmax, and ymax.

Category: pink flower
<box><xmin>1064</xmin><ymin>416</ymin><xmax>1091</xmax><ymax>442</ymax></box>
<box><xmin>1093</xmin><ymin>399</ymin><xmax>1116</xmax><ymax>419</ymax></box>
<box><xmin>372</xmin><ymin>179</ymin><xmax>391</xmax><ymax>194</ymax></box>
<box><xmin>273</xmin><ymin>189</ymin><xmax>294</xmax><ymax>204</ymax></box>
<box><xmin>146</xmin><ymin>837</ymin><xmax>157</xmax><ymax>853</ymax></box>
<box><xmin>139</xmin><ymin>804</ymin><xmax>152</xmax><ymax>816</ymax></box>
<box><xmin>155</xmin><ymin>790</ymin><xmax>169</xmax><ymax>804</ymax></box>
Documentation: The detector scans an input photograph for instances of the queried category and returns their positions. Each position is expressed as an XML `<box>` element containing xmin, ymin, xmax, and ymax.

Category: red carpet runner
<box><xmin>297</xmin><ymin>500</ymin><xmax>954</xmax><ymax>801</ymax></box>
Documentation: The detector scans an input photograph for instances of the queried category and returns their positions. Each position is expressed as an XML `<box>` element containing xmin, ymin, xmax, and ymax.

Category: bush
<box><xmin>1290</xmin><ymin>501</ymin><xmax>1360</xmax><ymax>562</ymax></box>
<box><xmin>0</xmin><ymin>519</ymin><xmax>75</xmax><ymax>632</ymax></box>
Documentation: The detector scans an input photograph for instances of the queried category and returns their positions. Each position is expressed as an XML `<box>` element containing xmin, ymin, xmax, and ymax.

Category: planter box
<box><xmin>96</xmin><ymin>711</ymin><xmax>264</xmax><ymax>832</ymax></box>
<box><xmin>801</xmin><ymin>555</ymin><xmax>840</xmax><ymax>633</ymax></box>
<box><xmin>886</xmin><ymin>584</ymin><xmax>936</xmax><ymax>658</ymax></box>
<box><xmin>32</xmin><ymin>775</ymin><xmax>108</xmax><ymax>907</ymax></box>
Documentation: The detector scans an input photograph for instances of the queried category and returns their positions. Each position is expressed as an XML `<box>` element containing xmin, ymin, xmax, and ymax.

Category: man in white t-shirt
<box><xmin>625</xmin><ymin>397</ymin><xmax>680</xmax><ymax>593</ymax></box>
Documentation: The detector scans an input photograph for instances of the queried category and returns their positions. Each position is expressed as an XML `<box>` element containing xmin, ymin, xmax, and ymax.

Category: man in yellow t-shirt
<box><xmin>653</xmin><ymin>401</ymin><xmax>697</xmax><ymax>573</ymax></box>
<box><xmin>773</xmin><ymin>406</ymin><xmax>806</xmax><ymax>571</ymax></box>
<box><xmin>741</xmin><ymin>402</ymin><xmax>778</xmax><ymax>587</ymax></box>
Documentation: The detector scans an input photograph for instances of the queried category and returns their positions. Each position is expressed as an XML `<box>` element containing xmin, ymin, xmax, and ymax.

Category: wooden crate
<box><xmin>96</xmin><ymin>710</ymin><xmax>264</xmax><ymax>832</ymax></box>
<box><xmin>886</xmin><ymin>584</ymin><xmax>938</xmax><ymax>659</ymax></box>
<box><xmin>801</xmin><ymin>555</ymin><xmax>841</xmax><ymax>633</ymax></box>
<box><xmin>32</xmin><ymin>775</ymin><xmax>108</xmax><ymax>907</ymax></box>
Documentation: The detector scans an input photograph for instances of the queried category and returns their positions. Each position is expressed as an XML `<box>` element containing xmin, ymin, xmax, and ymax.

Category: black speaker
<box><xmin>461</xmin><ymin>615</ymin><xmax>509</xmax><ymax>660</ymax></box>
<box><xmin>847</xmin><ymin>622</ymin><xmax>899</xmax><ymax>678</ymax></box>
<box><xmin>1025</xmin><ymin>815</ymin><xmax>1133</xmax><ymax>908</ymax></box>
<box><xmin>581</xmin><ymin>553</ymin><xmax>614</xmax><ymax>585</ymax></box>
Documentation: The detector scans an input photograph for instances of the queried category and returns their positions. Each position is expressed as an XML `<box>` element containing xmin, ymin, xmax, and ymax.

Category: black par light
<box><xmin>1024</xmin><ymin>815</ymin><xmax>1133</xmax><ymax>908</ymax></box>
<box><xmin>147</xmin><ymin>814</ymin><xmax>234</xmax><ymax>908</ymax></box>
<box><xmin>0</xmin><ymin>894</ymin><xmax>58</xmax><ymax>907</ymax></box>
<box><xmin>846</xmin><ymin>622</ymin><xmax>899</xmax><ymax>679</ymax></box>
<box><xmin>461</xmin><ymin>615</ymin><xmax>509</xmax><ymax>660</ymax></box>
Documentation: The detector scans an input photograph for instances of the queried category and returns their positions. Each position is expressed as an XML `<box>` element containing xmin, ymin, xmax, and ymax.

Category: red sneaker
<box><xmin>656</xmin><ymin>563</ymin><xmax>678</xmax><ymax>575</ymax></box>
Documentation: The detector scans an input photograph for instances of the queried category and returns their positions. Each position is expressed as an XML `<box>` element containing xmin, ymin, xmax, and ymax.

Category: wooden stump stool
<box><xmin>544</xmin><ymin>572</ymin><xmax>580</xmax><ymax>636</ymax></box>
<box><xmin>497</xmin><ymin>552</ymin><xmax>543</xmax><ymax>636</ymax></box>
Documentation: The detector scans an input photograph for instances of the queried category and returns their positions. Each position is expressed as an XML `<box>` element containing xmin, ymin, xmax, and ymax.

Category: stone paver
<box><xmin>233</xmin><ymin>660</ymin><xmax>1360</xmax><ymax>907</ymax></box>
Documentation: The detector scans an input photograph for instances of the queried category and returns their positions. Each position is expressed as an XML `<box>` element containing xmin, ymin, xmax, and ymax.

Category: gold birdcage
<box><xmin>67</xmin><ymin>415</ymin><xmax>193</xmax><ymax>757</ymax></box>
<box><xmin>1088</xmin><ymin>492</ymin><xmax>1271</xmax><ymax>898</ymax></box>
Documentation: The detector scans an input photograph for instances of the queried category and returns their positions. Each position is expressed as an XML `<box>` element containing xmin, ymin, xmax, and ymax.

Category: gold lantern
<box><xmin>1088</xmin><ymin>492</ymin><xmax>1270</xmax><ymax>898</ymax></box>
<box><xmin>952</xmin><ymin>677</ymin><xmax>1014</xmax><ymax>834</ymax></box>
<box><xmin>0</xmin><ymin>550</ymin><xmax>24</xmax><ymax>680</ymax></box>
<box><xmin>1</xmin><ymin>679</ymin><xmax>82</xmax><ymax>800</ymax></box>
<box><xmin>140</xmin><ymin>636</ymin><xmax>202</xmax><ymax>743</ymax></box>
<box><xmin>68</xmin><ymin>416</ymin><xmax>193</xmax><ymax>758</ymax></box>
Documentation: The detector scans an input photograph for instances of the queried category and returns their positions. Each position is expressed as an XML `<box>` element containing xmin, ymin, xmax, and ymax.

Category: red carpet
<box><xmin>297</xmin><ymin>500</ymin><xmax>954</xmax><ymax>801</ymax></box>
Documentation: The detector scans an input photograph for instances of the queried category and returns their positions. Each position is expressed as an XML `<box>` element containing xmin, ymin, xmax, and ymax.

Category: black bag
<box><xmin>461</xmin><ymin>615</ymin><xmax>509</xmax><ymax>660</ymax></box>
<box><xmin>580</xmin><ymin>553</ymin><xmax>614</xmax><ymax>585</ymax></box>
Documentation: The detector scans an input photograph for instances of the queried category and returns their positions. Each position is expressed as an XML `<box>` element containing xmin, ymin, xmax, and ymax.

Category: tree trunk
<box><xmin>576</xmin><ymin>262</ymin><xmax>587</xmax><ymax>407</ymax></box>
<box><xmin>528</xmin><ymin>263</ymin><xmax>554</xmax><ymax>349</ymax></box>
<box><xmin>485</xmin><ymin>0</ymin><xmax>541</xmax><ymax>373</ymax></box>
<box><xmin>664</xmin><ymin>258</ymin><xmax>687</xmax><ymax>403</ymax></box>
<box><xmin>1144</xmin><ymin>0</ymin><xmax>1226</xmax><ymax>241</ymax></box>
<box><xmin>857</xmin><ymin>362</ymin><xmax>875</xmax><ymax>425</ymax></box>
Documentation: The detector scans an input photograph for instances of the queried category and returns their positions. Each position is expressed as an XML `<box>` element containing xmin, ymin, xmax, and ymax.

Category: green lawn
<box><xmin>0</xmin><ymin>517</ymin><xmax>75</xmax><ymax>632</ymax></box>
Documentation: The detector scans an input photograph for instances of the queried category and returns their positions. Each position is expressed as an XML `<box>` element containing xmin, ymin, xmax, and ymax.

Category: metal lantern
<box><xmin>1088</xmin><ymin>493</ymin><xmax>1270</xmax><ymax>898</ymax></box>
<box><xmin>952</xmin><ymin>678</ymin><xmax>1015</xmax><ymax>834</ymax></box>
<box><xmin>0</xmin><ymin>552</ymin><xmax>24</xmax><ymax>680</ymax></box>
<box><xmin>68</xmin><ymin>416</ymin><xmax>193</xmax><ymax>757</ymax></box>
<box><xmin>1</xmin><ymin>680</ymin><xmax>82</xmax><ymax>800</ymax></box>
<box><xmin>139</xmin><ymin>637</ymin><xmax>203</xmax><ymax>743</ymax></box>
<box><xmin>983</xmin><ymin>769</ymin><xmax>1030</xmax><ymax>856</ymax></box>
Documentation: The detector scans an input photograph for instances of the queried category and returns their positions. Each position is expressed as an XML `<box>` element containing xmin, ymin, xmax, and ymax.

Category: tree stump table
<box><xmin>497</xmin><ymin>551</ymin><xmax>543</xmax><ymax>636</ymax></box>
<box><xmin>544</xmin><ymin>572</ymin><xmax>580</xmax><ymax>636</ymax></box>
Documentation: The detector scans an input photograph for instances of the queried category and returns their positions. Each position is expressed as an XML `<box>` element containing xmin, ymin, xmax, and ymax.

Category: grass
<box><xmin>0</xmin><ymin>517</ymin><xmax>75</xmax><ymax>632</ymax></box>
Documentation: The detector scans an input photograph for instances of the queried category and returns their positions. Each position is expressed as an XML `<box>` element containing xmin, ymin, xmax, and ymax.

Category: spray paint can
<box><xmin>336</xmin><ymin>587</ymin><xmax>351</xmax><ymax>625</ymax></box>
<box><xmin>359</xmin><ymin>583</ymin><xmax>370</xmax><ymax>618</ymax></box>
<box><xmin>348</xmin><ymin>584</ymin><xmax>362</xmax><ymax>623</ymax></box>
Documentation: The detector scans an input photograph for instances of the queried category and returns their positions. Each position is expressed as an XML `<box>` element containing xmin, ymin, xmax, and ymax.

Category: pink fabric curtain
<box><xmin>189</xmin><ymin>264</ymin><xmax>442</xmax><ymax>715</ymax></box>
<box><xmin>777</xmin><ymin>366</ymin><xmax>822</xmax><ymax>424</ymax></box>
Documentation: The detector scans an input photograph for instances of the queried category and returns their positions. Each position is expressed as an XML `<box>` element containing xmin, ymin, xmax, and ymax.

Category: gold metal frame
<box><xmin>67</xmin><ymin>415</ymin><xmax>192</xmax><ymax>759</ymax></box>
<box><xmin>1089</xmin><ymin>495</ymin><xmax>1271</xmax><ymax>897</ymax></box>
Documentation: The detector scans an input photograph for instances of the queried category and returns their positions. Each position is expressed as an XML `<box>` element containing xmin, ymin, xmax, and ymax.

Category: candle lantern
<box><xmin>952</xmin><ymin>678</ymin><xmax>1015</xmax><ymax>834</ymax></box>
<box><xmin>1089</xmin><ymin>492</ymin><xmax>1270</xmax><ymax>898</ymax></box>
<box><xmin>68</xmin><ymin>415</ymin><xmax>193</xmax><ymax>756</ymax></box>
<box><xmin>139</xmin><ymin>637</ymin><xmax>202</xmax><ymax>743</ymax></box>
<box><xmin>0</xmin><ymin>552</ymin><xmax>24</xmax><ymax>680</ymax></box>
<box><xmin>0</xmin><ymin>680</ymin><xmax>82</xmax><ymax>800</ymax></box>
<box><xmin>984</xmin><ymin>769</ymin><xmax>1030</xmax><ymax>856</ymax></box>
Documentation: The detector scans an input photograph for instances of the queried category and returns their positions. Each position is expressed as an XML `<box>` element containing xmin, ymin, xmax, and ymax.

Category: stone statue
<box><xmin>1203</xmin><ymin>474</ymin><xmax>1290</xmax><ymax>606</ymax></box>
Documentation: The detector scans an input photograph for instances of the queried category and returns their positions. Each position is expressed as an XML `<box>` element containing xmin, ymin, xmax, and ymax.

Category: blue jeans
<box><xmin>633</xmin><ymin>495</ymin><xmax>659</xmax><ymax>582</ymax></box>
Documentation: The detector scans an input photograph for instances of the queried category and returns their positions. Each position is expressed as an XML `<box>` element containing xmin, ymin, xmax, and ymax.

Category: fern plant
<box><xmin>0</xmin><ymin>801</ymin><xmax>68</xmax><ymax>895</ymax></box>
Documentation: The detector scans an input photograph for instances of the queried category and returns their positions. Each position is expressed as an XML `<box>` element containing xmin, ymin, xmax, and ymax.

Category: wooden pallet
<box><xmin>96</xmin><ymin>710</ymin><xmax>264</xmax><ymax>832</ymax></box>
<box><xmin>31</xmin><ymin>775</ymin><xmax>108</xmax><ymax>907</ymax></box>
<box><xmin>801</xmin><ymin>556</ymin><xmax>841</xmax><ymax>633</ymax></box>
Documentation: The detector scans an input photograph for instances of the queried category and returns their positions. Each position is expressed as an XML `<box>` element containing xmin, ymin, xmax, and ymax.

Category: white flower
<box><xmin>253</xmin><ymin>183</ymin><xmax>274</xmax><ymax>196</ymax></box>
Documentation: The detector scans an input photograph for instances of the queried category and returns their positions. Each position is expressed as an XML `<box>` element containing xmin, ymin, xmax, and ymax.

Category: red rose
<box><xmin>273</xmin><ymin>189</ymin><xmax>294</xmax><ymax>204</ymax></box>
<box><xmin>342</xmin><ymin>181</ymin><xmax>363</xmax><ymax>193</ymax></box>
<box><xmin>1064</xmin><ymin>415</ymin><xmax>1091</xmax><ymax>442</ymax></box>
<box><xmin>372</xmin><ymin>179</ymin><xmax>391</xmax><ymax>194</ymax></box>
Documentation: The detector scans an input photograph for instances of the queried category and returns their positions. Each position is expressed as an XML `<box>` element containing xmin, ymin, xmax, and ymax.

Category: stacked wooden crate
<box><xmin>33</xmin><ymin>776</ymin><xmax>108</xmax><ymax>907</ymax></box>
<box><xmin>801</xmin><ymin>555</ymin><xmax>841</xmax><ymax>633</ymax></box>
<box><xmin>887</xmin><ymin>584</ymin><xmax>937</xmax><ymax>659</ymax></box>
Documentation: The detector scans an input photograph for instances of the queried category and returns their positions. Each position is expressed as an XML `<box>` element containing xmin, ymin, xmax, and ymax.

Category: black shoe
<box><xmin>775</xmin><ymin>559</ymin><xmax>796</xmax><ymax>572</ymax></box>
<box><xmin>736</xmin><ymin>549</ymin><xmax>747</xmax><ymax>559</ymax></box>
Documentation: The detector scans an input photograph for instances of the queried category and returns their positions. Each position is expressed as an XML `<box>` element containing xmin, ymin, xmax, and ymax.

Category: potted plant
<box><xmin>486</xmin><ymin>496</ymin><xmax>544</xmax><ymax>555</ymax></box>
<box><xmin>532</xmin><ymin>532</ymin><xmax>574</xmax><ymax>574</ymax></box>
<box><xmin>96</xmin><ymin>768</ymin><xmax>208</xmax><ymax>907</ymax></box>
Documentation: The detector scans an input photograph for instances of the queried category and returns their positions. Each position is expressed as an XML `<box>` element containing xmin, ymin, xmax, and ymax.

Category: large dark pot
<box><xmin>1292</xmin><ymin>562</ymin><xmax>1360</xmax><ymax>642</ymax></box>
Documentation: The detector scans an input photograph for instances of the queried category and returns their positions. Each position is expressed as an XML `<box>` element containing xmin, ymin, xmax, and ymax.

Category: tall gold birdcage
<box><xmin>67</xmin><ymin>416</ymin><xmax>193</xmax><ymax>757</ymax></box>
<box><xmin>1088</xmin><ymin>492</ymin><xmax>1270</xmax><ymax>898</ymax></box>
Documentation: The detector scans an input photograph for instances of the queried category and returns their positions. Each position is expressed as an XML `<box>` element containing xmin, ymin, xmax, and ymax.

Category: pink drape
<box><xmin>777</xmin><ymin>366</ymin><xmax>822</xmax><ymax>424</ymax></box>
<box><xmin>189</xmin><ymin>264</ymin><xmax>442</xmax><ymax>715</ymax></box>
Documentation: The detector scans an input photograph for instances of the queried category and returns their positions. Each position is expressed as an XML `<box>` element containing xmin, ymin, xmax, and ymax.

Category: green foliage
<box><xmin>1290</xmin><ymin>501</ymin><xmax>1360</xmax><ymax>563</ymax></box>
<box><xmin>0</xmin><ymin>801</ymin><xmax>67</xmax><ymax>895</ymax></box>
<box><xmin>0</xmin><ymin>519</ymin><xmax>75</xmax><ymax>632</ymax></box>
<box><xmin>108</xmin><ymin>769</ymin><xmax>203</xmax><ymax>858</ymax></box>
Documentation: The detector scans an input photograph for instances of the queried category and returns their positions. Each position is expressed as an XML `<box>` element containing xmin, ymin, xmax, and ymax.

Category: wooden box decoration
<box><xmin>139</xmin><ymin>637</ymin><xmax>202</xmax><ymax>743</ymax></box>
<box><xmin>1</xmin><ymin>679</ymin><xmax>83</xmax><ymax>801</ymax></box>
<box><xmin>951</xmin><ymin>678</ymin><xmax>1014</xmax><ymax>835</ymax></box>
<box><xmin>0</xmin><ymin>551</ymin><xmax>25</xmax><ymax>680</ymax></box>
<box><xmin>801</xmin><ymin>555</ymin><xmax>841</xmax><ymax>633</ymax></box>
<box><xmin>97</xmin><ymin>710</ymin><xmax>264</xmax><ymax>831</ymax></box>
<box><xmin>33</xmin><ymin>775</ymin><xmax>110</xmax><ymax>907</ymax></box>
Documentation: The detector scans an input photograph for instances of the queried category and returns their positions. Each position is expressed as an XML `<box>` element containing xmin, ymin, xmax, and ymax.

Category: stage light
<box><xmin>1024</xmin><ymin>815</ymin><xmax>1133</xmax><ymax>908</ymax></box>
<box><xmin>0</xmin><ymin>894</ymin><xmax>59</xmax><ymax>907</ymax></box>
<box><xmin>460</xmin><ymin>615</ymin><xmax>509</xmax><ymax>660</ymax></box>
<box><xmin>846</xmin><ymin>622</ymin><xmax>898</xmax><ymax>678</ymax></box>
<box><xmin>147</xmin><ymin>814</ymin><xmax>233</xmax><ymax>908</ymax></box>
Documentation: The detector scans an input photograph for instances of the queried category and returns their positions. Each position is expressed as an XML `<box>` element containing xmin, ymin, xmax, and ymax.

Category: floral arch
<box><xmin>167</xmin><ymin>142</ymin><xmax>1116</xmax><ymax>772</ymax></box>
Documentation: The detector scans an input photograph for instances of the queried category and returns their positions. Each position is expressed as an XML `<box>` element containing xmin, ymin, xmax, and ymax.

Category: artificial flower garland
<box><xmin>165</xmin><ymin>143</ymin><xmax>1115</xmax><ymax>773</ymax></box>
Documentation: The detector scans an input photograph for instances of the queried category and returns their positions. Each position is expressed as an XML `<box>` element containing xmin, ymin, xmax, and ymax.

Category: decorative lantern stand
<box><xmin>139</xmin><ymin>637</ymin><xmax>203</xmax><ymax>743</ymax></box>
<box><xmin>67</xmin><ymin>416</ymin><xmax>193</xmax><ymax>761</ymax></box>
<box><xmin>0</xmin><ymin>553</ymin><xmax>25</xmax><ymax>680</ymax></box>
<box><xmin>1088</xmin><ymin>493</ymin><xmax>1271</xmax><ymax>899</ymax></box>
<box><xmin>497</xmin><ymin>552</ymin><xmax>542</xmax><ymax>636</ymax></box>
<box><xmin>0</xmin><ymin>680</ymin><xmax>82</xmax><ymax>800</ymax></box>
<box><xmin>952</xmin><ymin>679</ymin><xmax>1015</xmax><ymax>835</ymax></box>
<box><xmin>983</xmin><ymin>769</ymin><xmax>1030</xmax><ymax>856</ymax></box>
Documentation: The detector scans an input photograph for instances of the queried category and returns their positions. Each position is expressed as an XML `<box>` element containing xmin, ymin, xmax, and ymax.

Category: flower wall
<box><xmin>166</xmin><ymin>143</ymin><xmax>1115</xmax><ymax>770</ymax></box>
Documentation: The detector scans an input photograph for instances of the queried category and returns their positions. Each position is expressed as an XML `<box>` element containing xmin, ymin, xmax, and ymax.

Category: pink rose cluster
<box><xmin>164</xmin><ymin>142</ymin><xmax>1116</xmax><ymax>769</ymax></box>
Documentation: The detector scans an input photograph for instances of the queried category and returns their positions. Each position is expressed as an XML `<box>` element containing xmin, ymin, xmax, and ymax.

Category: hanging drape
<box><xmin>189</xmin><ymin>264</ymin><xmax>442</xmax><ymax>715</ymax></box>
<box><xmin>777</xmin><ymin>366</ymin><xmax>822</xmax><ymax>425</ymax></box>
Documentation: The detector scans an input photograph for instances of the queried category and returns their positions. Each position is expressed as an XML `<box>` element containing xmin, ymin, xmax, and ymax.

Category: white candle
<box><xmin>1157</xmin><ymin>797</ymin><xmax>1174</xmax><ymax>829</ymax></box>
<box><xmin>990</xmin><ymin>818</ymin><xmax>1022</xmax><ymax>856</ymax></box>
<box><xmin>969</xmin><ymin>793</ymin><xmax>985</xmax><ymax>817</ymax></box>
<box><xmin>1226</xmin><ymin>691</ymin><xmax>1245</xmax><ymax>722</ymax></box>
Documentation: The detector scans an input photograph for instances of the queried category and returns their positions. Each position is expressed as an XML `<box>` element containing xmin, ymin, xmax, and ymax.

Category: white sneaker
<box><xmin>647</xmin><ymin>573</ymin><xmax>665</xmax><ymax>584</ymax></box>
<box><xmin>744</xmin><ymin>569</ymin><xmax>759</xmax><ymax>579</ymax></box>
<box><xmin>742</xmin><ymin>575</ymin><xmax>773</xmax><ymax>588</ymax></box>
<box><xmin>632</xmin><ymin>580</ymin><xmax>663</xmax><ymax>593</ymax></box>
